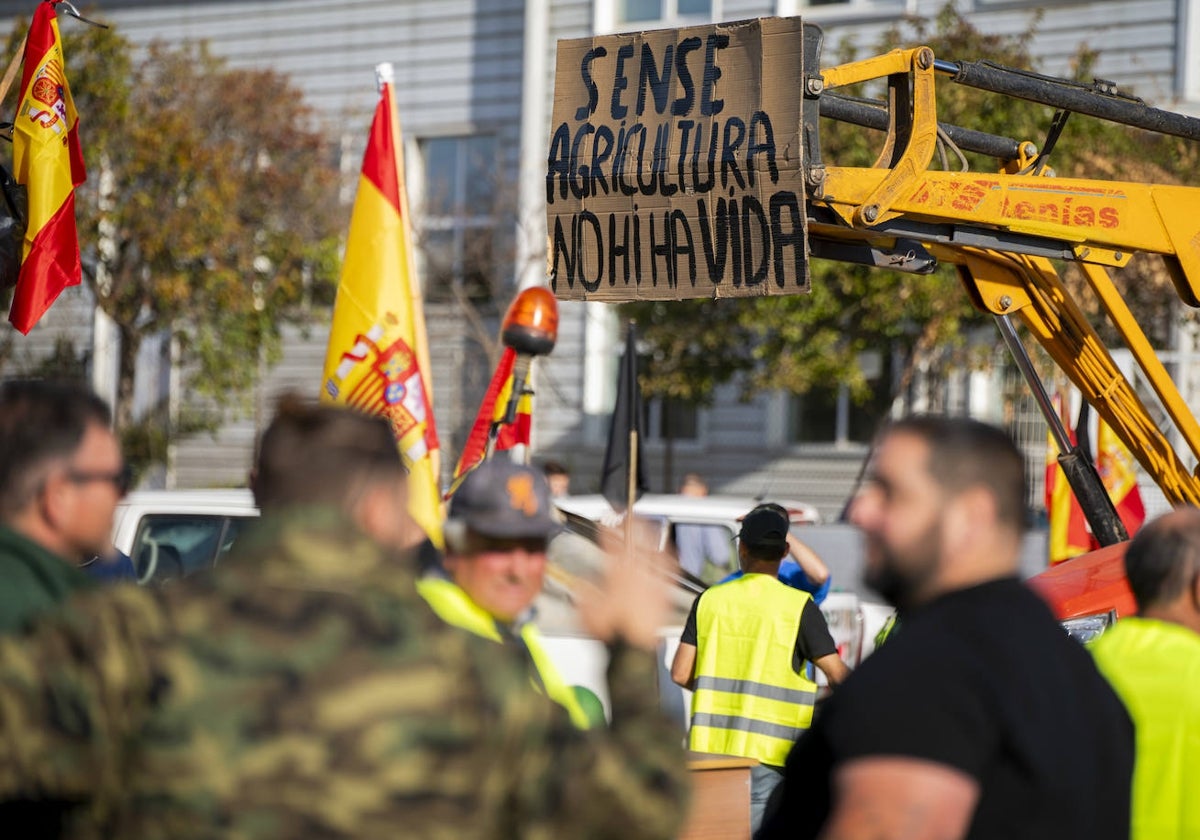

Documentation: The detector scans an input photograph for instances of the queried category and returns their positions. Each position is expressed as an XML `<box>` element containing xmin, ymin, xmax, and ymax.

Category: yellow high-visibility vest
<box><xmin>417</xmin><ymin>576</ymin><xmax>592</xmax><ymax>728</ymax></box>
<box><xmin>689</xmin><ymin>573</ymin><xmax>818</xmax><ymax>766</ymax></box>
<box><xmin>1091</xmin><ymin>617</ymin><xmax>1200</xmax><ymax>840</ymax></box>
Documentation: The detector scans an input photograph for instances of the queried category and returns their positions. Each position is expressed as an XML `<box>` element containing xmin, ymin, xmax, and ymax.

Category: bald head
<box><xmin>1124</xmin><ymin>507</ymin><xmax>1200</xmax><ymax>613</ymax></box>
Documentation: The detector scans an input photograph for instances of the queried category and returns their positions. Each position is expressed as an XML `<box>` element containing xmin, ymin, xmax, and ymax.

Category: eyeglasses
<box><xmin>65</xmin><ymin>464</ymin><xmax>132</xmax><ymax>496</ymax></box>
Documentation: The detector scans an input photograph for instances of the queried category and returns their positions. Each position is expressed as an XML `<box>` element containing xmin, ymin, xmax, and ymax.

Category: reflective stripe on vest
<box><xmin>689</xmin><ymin>573</ymin><xmax>818</xmax><ymax>766</ymax></box>
<box><xmin>690</xmin><ymin>713</ymin><xmax>807</xmax><ymax>744</ymax></box>
<box><xmin>418</xmin><ymin>576</ymin><xmax>592</xmax><ymax>729</ymax></box>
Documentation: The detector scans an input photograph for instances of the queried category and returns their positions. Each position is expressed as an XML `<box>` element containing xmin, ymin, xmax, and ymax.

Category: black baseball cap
<box><xmin>449</xmin><ymin>459</ymin><xmax>561</xmax><ymax>540</ymax></box>
<box><xmin>738</xmin><ymin>504</ymin><xmax>790</xmax><ymax>553</ymax></box>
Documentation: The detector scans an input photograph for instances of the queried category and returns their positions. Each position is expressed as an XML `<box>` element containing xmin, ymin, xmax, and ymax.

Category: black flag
<box><xmin>600</xmin><ymin>322</ymin><xmax>647</xmax><ymax>512</ymax></box>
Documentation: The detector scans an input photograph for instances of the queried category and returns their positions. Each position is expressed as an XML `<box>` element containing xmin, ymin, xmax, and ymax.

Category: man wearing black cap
<box><xmin>671</xmin><ymin>502</ymin><xmax>849</xmax><ymax>833</ymax></box>
<box><xmin>418</xmin><ymin>458</ymin><xmax>593</xmax><ymax>727</ymax></box>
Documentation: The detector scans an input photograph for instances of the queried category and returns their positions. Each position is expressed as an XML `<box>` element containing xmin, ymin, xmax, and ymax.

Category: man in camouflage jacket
<box><xmin>0</xmin><ymin>397</ymin><xmax>690</xmax><ymax>839</ymax></box>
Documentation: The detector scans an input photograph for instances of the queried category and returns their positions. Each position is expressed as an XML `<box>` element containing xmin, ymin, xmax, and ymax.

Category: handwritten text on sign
<box><xmin>546</xmin><ymin>17</ymin><xmax>810</xmax><ymax>302</ymax></box>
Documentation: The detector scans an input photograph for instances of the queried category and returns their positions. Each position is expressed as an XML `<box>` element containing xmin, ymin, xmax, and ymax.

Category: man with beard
<box><xmin>757</xmin><ymin>416</ymin><xmax>1133</xmax><ymax>840</ymax></box>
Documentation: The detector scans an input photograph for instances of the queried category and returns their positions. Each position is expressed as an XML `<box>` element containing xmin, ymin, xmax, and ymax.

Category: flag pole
<box><xmin>625</xmin><ymin>426</ymin><xmax>637</xmax><ymax>555</ymax></box>
<box><xmin>0</xmin><ymin>36</ymin><xmax>27</xmax><ymax>115</ymax></box>
<box><xmin>624</xmin><ymin>319</ymin><xmax>638</xmax><ymax>556</ymax></box>
<box><xmin>376</xmin><ymin>61</ymin><xmax>392</xmax><ymax>91</ymax></box>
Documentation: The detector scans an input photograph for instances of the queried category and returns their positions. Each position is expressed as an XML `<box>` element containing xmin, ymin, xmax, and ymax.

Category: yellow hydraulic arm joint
<box><xmin>808</xmin><ymin>42</ymin><xmax>1200</xmax><ymax>507</ymax></box>
<box><xmin>818</xmin><ymin>47</ymin><xmax>939</xmax><ymax>229</ymax></box>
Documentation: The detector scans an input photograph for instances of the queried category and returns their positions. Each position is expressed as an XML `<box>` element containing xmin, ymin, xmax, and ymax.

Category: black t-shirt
<box><xmin>681</xmin><ymin>580</ymin><xmax>838</xmax><ymax>673</ymax></box>
<box><xmin>757</xmin><ymin>577</ymin><xmax>1134</xmax><ymax>840</ymax></box>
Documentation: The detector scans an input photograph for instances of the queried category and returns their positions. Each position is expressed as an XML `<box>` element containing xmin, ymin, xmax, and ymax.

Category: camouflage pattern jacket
<box><xmin>0</xmin><ymin>507</ymin><xmax>690</xmax><ymax>839</ymax></box>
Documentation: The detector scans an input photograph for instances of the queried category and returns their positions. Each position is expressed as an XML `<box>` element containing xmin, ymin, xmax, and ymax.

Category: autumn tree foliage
<box><xmin>4</xmin><ymin>18</ymin><xmax>343</xmax><ymax>469</ymax></box>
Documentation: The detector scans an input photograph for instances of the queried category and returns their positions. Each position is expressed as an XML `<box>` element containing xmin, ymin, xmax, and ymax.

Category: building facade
<box><xmin>0</xmin><ymin>0</ymin><xmax>1193</xmax><ymax>519</ymax></box>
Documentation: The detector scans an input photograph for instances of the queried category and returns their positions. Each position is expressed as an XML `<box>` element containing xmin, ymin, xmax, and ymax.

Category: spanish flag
<box><xmin>1046</xmin><ymin>394</ymin><xmax>1147</xmax><ymax>564</ymax></box>
<box><xmin>321</xmin><ymin>64</ymin><xmax>442</xmax><ymax>546</ymax></box>
<box><xmin>1045</xmin><ymin>393</ymin><xmax>1092</xmax><ymax>565</ymax></box>
<box><xmin>451</xmin><ymin>346</ymin><xmax>532</xmax><ymax>483</ymax></box>
<box><xmin>9</xmin><ymin>1</ymin><xmax>86</xmax><ymax>334</ymax></box>
<box><xmin>1095</xmin><ymin>416</ymin><xmax>1146</xmax><ymax>539</ymax></box>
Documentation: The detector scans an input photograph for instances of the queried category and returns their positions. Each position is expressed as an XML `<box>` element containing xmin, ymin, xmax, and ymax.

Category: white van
<box><xmin>111</xmin><ymin>489</ymin><xmax>257</xmax><ymax>584</ymax></box>
<box><xmin>555</xmin><ymin>493</ymin><xmax>819</xmax><ymax>585</ymax></box>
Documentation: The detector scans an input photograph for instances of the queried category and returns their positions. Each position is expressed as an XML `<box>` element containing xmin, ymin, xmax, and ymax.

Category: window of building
<box><xmin>789</xmin><ymin>384</ymin><xmax>880</xmax><ymax>444</ymax></box>
<box><xmin>787</xmin><ymin>351</ymin><xmax>891</xmax><ymax>445</ymax></box>
<box><xmin>774</xmin><ymin>0</ymin><xmax>903</xmax><ymax>19</ymax></box>
<box><xmin>600</xmin><ymin>0</ymin><xmax>716</xmax><ymax>31</ymax></box>
<box><xmin>647</xmin><ymin>396</ymin><xmax>700</xmax><ymax>441</ymax></box>
<box><xmin>418</xmin><ymin>135</ymin><xmax>498</xmax><ymax>302</ymax></box>
<box><xmin>617</xmin><ymin>0</ymin><xmax>713</xmax><ymax>24</ymax></box>
<box><xmin>1182</xmin><ymin>0</ymin><xmax>1200</xmax><ymax>104</ymax></box>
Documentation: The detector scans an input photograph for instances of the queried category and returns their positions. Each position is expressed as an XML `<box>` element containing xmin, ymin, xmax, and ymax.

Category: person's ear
<box><xmin>38</xmin><ymin>469</ymin><xmax>70</xmax><ymax>531</ymax></box>
<box><xmin>944</xmin><ymin>486</ymin><xmax>992</xmax><ymax>552</ymax></box>
<box><xmin>354</xmin><ymin>480</ymin><xmax>410</xmax><ymax>548</ymax></box>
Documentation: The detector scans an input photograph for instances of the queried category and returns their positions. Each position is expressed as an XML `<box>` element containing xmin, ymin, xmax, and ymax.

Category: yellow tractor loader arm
<box><xmin>800</xmin><ymin>27</ymin><xmax>1200</xmax><ymax>533</ymax></box>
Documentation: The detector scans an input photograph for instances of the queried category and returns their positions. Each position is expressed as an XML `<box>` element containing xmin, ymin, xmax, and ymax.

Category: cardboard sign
<box><xmin>546</xmin><ymin>17</ymin><xmax>810</xmax><ymax>302</ymax></box>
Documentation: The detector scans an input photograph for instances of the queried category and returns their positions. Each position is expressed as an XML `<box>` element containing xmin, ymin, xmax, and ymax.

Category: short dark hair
<box><xmin>1124</xmin><ymin>508</ymin><xmax>1200</xmax><ymax>611</ymax></box>
<box><xmin>884</xmin><ymin>416</ymin><xmax>1028</xmax><ymax>532</ymax></box>
<box><xmin>743</xmin><ymin>543</ymin><xmax>788</xmax><ymax>565</ymax></box>
<box><xmin>542</xmin><ymin>460</ymin><xmax>568</xmax><ymax>477</ymax></box>
<box><xmin>0</xmin><ymin>380</ymin><xmax>112</xmax><ymax>518</ymax></box>
<box><xmin>252</xmin><ymin>393</ymin><xmax>406</xmax><ymax>512</ymax></box>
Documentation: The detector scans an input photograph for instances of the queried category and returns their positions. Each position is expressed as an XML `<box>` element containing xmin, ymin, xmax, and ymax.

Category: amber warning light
<box><xmin>501</xmin><ymin>286</ymin><xmax>559</xmax><ymax>357</ymax></box>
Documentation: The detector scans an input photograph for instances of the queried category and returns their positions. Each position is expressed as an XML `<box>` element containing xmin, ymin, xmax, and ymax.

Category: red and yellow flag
<box><xmin>1046</xmin><ymin>393</ymin><xmax>1092</xmax><ymax>565</ymax></box>
<box><xmin>321</xmin><ymin>64</ymin><xmax>442</xmax><ymax>546</ymax></box>
<box><xmin>9</xmin><ymin>1</ymin><xmax>86</xmax><ymax>334</ymax></box>
<box><xmin>451</xmin><ymin>346</ymin><xmax>532</xmax><ymax>482</ymax></box>
<box><xmin>1046</xmin><ymin>392</ymin><xmax>1147</xmax><ymax>564</ymax></box>
<box><xmin>1096</xmin><ymin>417</ymin><xmax>1146</xmax><ymax>539</ymax></box>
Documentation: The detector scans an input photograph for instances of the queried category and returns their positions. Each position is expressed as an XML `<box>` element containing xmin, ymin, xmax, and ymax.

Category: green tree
<box><xmin>623</xmin><ymin>3</ymin><xmax>1193</xmax><ymax>424</ymax></box>
<box><xmin>3</xmin><ymin>18</ymin><xmax>343</xmax><ymax>472</ymax></box>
